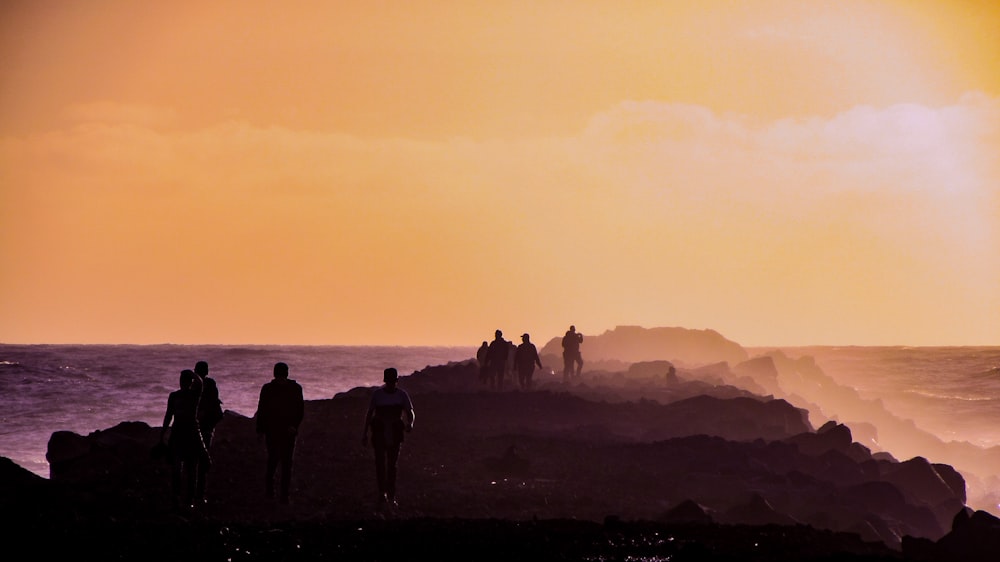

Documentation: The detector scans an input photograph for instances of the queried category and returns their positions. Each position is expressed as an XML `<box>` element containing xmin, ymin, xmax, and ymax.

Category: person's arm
<box><xmin>534</xmin><ymin>346</ymin><xmax>543</xmax><ymax>369</ymax></box>
<box><xmin>405</xmin><ymin>406</ymin><xmax>415</xmax><ymax>432</ymax></box>
<box><xmin>160</xmin><ymin>394</ymin><xmax>174</xmax><ymax>443</ymax></box>
<box><xmin>292</xmin><ymin>383</ymin><xmax>305</xmax><ymax>432</ymax></box>
<box><xmin>403</xmin><ymin>392</ymin><xmax>415</xmax><ymax>432</ymax></box>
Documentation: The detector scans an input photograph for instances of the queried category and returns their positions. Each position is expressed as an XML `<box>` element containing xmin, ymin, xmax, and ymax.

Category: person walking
<box><xmin>514</xmin><ymin>333</ymin><xmax>544</xmax><ymax>390</ymax></box>
<box><xmin>160</xmin><ymin>369</ymin><xmax>209</xmax><ymax>509</ymax></box>
<box><xmin>476</xmin><ymin>341</ymin><xmax>490</xmax><ymax>386</ymax></box>
<box><xmin>193</xmin><ymin>360</ymin><xmax>223</xmax><ymax>504</ymax></box>
<box><xmin>362</xmin><ymin>367</ymin><xmax>415</xmax><ymax>510</ymax></box>
<box><xmin>562</xmin><ymin>325</ymin><xmax>584</xmax><ymax>383</ymax></box>
<box><xmin>486</xmin><ymin>329</ymin><xmax>510</xmax><ymax>391</ymax></box>
<box><xmin>254</xmin><ymin>362</ymin><xmax>304</xmax><ymax>505</ymax></box>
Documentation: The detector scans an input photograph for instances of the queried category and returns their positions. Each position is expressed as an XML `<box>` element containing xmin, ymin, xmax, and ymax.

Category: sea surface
<box><xmin>1</xmin><ymin>344</ymin><xmax>998</xmax><ymax>480</ymax></box>
<box><xmin>0</xmin><ymin>344</ymin><xmax>476</xmax><ymax>477</ymax></box>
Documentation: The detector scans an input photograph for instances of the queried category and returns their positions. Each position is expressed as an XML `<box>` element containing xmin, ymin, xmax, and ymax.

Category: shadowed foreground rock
<box><xmin>3</xmin><ymin>360</ymin><xmax>996</xmax><ymax>561</ymax></box>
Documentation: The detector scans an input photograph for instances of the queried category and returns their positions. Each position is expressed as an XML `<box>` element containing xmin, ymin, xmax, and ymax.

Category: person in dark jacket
<box><xmin>561</xmin><ymin>325</ymin><xmax>584</xmax><ymax>382</ymax></box>
<box><xmin>486</xmin><ymin>329</ymin><xmax>510</xmax><ymax>391</ymax></box>
<box><xmin>514</xmin><ymin>333</ymin><xmax>544</xmax><ymax>390</ymax></box>
<box><xmin>255</xmin><ymin>362</ymin><xmax>304</xmax><ymax>504</ymax></box>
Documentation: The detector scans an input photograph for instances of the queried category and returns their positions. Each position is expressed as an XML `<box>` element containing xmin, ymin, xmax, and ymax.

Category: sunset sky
<box><xmin>1</xmin><ymin>0</ymin><xmax>998</xmax><ymax>346</ymax></box>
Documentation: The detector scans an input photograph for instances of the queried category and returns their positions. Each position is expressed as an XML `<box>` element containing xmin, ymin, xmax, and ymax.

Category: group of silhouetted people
<box><xmin>160</xmin><ymin>332</ymin><xmax>577</xmax><ymax>512</ymax></box>
<box><xmin>476</xmin><ymin>325</ymin><xmax>584</xmax><ymax>390</ymax></box>
<box><xmin>160</xmin><ymin>361</ymin><xmax>414</xmax><ymax>512</ymax></box>
<box><xmin>159</xmin><ymin>361</ymin><xmax>223</xmax><ymax>508</ymax></box>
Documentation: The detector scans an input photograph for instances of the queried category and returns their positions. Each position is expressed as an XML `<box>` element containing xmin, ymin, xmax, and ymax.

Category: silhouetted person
<box><xmin>362</xmin><ymin>367</ymin><xmax>415</xmax><ymax>510</ymax></box>
<box><xmin>255</xmin><ymin>362</ymin><xmax>304</xmax><ymax>505</ymax></box>
<box><xmin>515</xmin><ymin>333</ymin><xmax>544</xmax><ymax>389</ymax></box>
<box><xmin>486</xmin><ymin>329</ymin><xmax>510</xmax><ymax>390</ymax></box>
<box><xmin>505</xmin><ymin>335</ymin><xmax>517</xmax><ymax>385</ymax></box>
<box><xmin>562</xmin><ymin>325</ymin><xmax>584</xmax><ymax>382</ymax></box>
<box><xmin>476</xmin><ymin>341</ymin><xmax>490</xmax><ymax>385</ymax></box>
<box><xmin>193</xmin><ymin>360</ymin><xmax>223</xmax><ymax>504</ymax></box>
<box><xmin>160</xmin><ymin>369</ymin><xmax>209</xmax><ymax>509</ymax></box>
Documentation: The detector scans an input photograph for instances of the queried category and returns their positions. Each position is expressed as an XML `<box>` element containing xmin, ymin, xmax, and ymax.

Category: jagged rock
<box><xmin>625</xmin><ymin>360</ymin><xmax>676</xmax><ymax>379</ymax></box>
<box><xmin>904</xmin><ymin>508</ymin><xmax>1000</xmax><ymax>561</ymax></box>
<box><xmin>720</xmin><ymin>493</ymin><xmax>798</xmax><ymax>526</ymax></box>
<box><xmin>659</xmin><ymin>499</ymin><xmax>713</xmax><ymax>524</ymax></box>
<box><xmin>539</xmin><ymin>325</ymin><xmax>749</xmax><ymax>367</ymax></box>
<box><xmin>6</xmin><ymin>358</ymin><xmax>976</xmax><ymax>560</ymax></box>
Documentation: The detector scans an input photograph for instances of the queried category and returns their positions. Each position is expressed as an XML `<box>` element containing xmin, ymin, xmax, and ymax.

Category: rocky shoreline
<box><xmin>4</xmin><ymin>345</ymin><xmax>999</xmax><ymax>561</ymax></box>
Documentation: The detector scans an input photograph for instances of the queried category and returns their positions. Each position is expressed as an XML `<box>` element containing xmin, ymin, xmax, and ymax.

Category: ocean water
<box><xmin>768</xmin><ymin>346</ymin><xmax>1000</xmax><ymax>449</ymax></box>
<box><xmin>0</xmin><ymin>344</ymin><xmax>476</xmax><ymax>477</ymax></box>
<box><xmin>1</xmin><ymin>344</ymin><xmax>998</xmax><ymax>481</ymax></box>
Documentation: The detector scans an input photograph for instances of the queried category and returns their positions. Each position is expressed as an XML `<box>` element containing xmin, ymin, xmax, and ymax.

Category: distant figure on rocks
<box><xmin>476</xmin><ymin>341</ymin><xmax>490</xmax><ymax>385</ymax></box>
<box><xmin>505</xmin><ymin>336</ymin><xmax>517</xmax><ymax>386</ymax></box>
<box><xmin>255</xmin><ymin>362</ymin><xmax>304</xmax><ymax>505</ymax></box>
<box><xmin>486</xmin><ymin>329</ymin><xmax>511</xmax><ymax>390</ymax></box>
<box><xmin>193</xmin><ymin>360</ymin><xmax>223</xmax><ymax>505</ymax></box>
<box><xmin>160</xmin><ymin>369</ymin><xmax>209</xmax><ymax>509</ymax></box>
<box><xmin>362</xmin><ymin>367</ymin><xmax>415</xmax><ymax>510</ymax></box>
<box><xmin>514</xmin><ymin>333</ymin><xmax>544</xmax><ymax>389</ymax></box>
<box><xmin>562</xmin><ymin>325</ymin><xmax>584</xmax><ymax>382</ymax></box>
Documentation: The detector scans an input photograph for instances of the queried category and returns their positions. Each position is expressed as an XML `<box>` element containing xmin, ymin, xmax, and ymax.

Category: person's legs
<box><xmin>374</xmin><ymin>442</ymin><xmax>388</xmax><ymax>501</ymax></box>
<box><xmin>170</xmin><ymin>459</ymin><xmax>183</xmax><ymax>504</ymax></box>
<box><xmin>265</xmin><ymin>434</ymin><xmax>279</xmax><ymax>498</ymax></box>
<box><xmin>183</xmin><ymin>457</ymin><xmax>198</xmax><ymax>505</ymax></box>
<box><xmin>386</xmin><ymin>443</ymin><xmax>401</xmax><ymax>502</ymax></box>
<box><xmin>195</xmin><ymin>428</ymin><xmax>212</xmax><ymax>502</ymax></box>
<box><xmin>563</xmin><ymin>353</ymin><xmax>572</xmax><ymax>382</ymax></box>
<box><xmin>279</xmin><ymin>436</ymin><xmax>295</xmax><ymax>503</ymax></box>
<box><xmin>575</xmin><ymin>353</ymin><xmax>584</xmax><ymax>377</ymax></box>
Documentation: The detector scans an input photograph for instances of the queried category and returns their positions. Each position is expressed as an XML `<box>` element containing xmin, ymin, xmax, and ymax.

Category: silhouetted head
<box><xmin>495</xmin><ymin>329</ymin><xmax>503</xmax><ymax>339</ymax></box>
<box><xmin>481</xmin><ymin>341</ymin><xmax>488</xmax><ymax>347</ymax></box>
<box><xmin>521</xmin><ymin>333</ymin><xmax>530</xmax><ymax>342</ymax></box>
<box><xmin>180</xmin><ymin>369</ymin><xmax>196</xmax><ymax>389</ymax></box>
<box><xmin>274</xmin><ymin>362</ymin><xmax>289</xmax><ymax>379</ymax></box>
<box><xmin>194</xmin><ymin>361</ymin><xmax>208</xmax><ymax>378</ymax></box>
<box><xmin>383</xmin><ymin>367</ymin><xmax>398</xmax><ymax>384</ymax></box>
<box><xmin>569</xmin><ymin>325</ymin><xmax>576</xmax><ymax>332</ymax></box>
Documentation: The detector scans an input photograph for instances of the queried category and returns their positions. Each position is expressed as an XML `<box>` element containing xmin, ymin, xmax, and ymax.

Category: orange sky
<box><xmin>1</xmin><ymin>0</ymin><xmax>998</xmax><ymax>346</ymax></box>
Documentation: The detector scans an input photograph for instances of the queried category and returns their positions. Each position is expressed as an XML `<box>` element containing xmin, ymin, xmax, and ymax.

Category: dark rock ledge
<box><xmin>2</xmin><ymin>360</ymin><xmax>998</xmax><ymax>561</ymax></box>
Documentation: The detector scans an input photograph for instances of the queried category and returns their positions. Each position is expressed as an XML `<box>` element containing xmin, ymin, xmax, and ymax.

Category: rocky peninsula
<box><xmin>3</xmin><ymin>327</ymin><xmax>998</xmax><ymax>561</ymax></box>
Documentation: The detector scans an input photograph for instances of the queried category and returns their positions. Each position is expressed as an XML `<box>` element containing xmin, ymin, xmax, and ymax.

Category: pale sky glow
<box><xmin>1</xmin><ymin>1</ymin><xmax>998</xmax><ymax>346</ymax></box>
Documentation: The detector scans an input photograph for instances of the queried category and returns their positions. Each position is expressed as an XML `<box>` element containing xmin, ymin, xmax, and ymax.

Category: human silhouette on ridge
<box><xmin>515</xmin><ymin>333</ymin><xmax>544</xmax><ymax>390</ymax></box>
<box><xmin>362</xmin><ymin>367</ymin><xmax>415</xmax><ymax>511</ymax></box>
<box><xmin>193</xmin><ymin>360</ymin><xmax>223</xmax><ymax>504</ymax></box>
<box><xmin>160</xmin><ymin>369</ymin><xmax>209</xmax><ymax>509</ymax></box>
<box><xmin>254</xmin><ymin>362</ymin><xmax>304</xmax><ymax>505</ymax></box>
<box><xmin>562</xmin><ymin>325</ymin><xmax>584</xmax><ymax>382</ymax></box>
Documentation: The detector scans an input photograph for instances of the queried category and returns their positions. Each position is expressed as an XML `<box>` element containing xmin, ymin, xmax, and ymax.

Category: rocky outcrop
<box><xmin>539</xmin><ymin>325</ymin><xmax>749</xmax><ymax>367</ymax></box>
<box><xmin>5</xmin><ymin>358</ymin><xmax>990</xmax><ymax>560</ymax></box>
